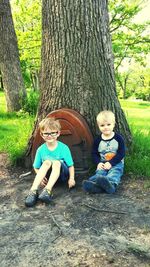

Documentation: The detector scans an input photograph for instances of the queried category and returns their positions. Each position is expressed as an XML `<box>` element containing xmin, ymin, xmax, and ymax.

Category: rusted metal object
<box><xmin>31</xmin><ymin>109</ymin><xmax>93</xmax><ymax>174</ymax></box>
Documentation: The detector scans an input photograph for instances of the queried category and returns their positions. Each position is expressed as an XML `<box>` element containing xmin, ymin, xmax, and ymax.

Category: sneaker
<box><xmin>96</xmin><ymin>176</ymin><xmax>116</xmax><ymax>194</ymax></box>
<box><xmin>82</xmin><ymin>180</ymin><xmax>103</xmax><ymax>194</ymax></box>
<box><xmin>38</xmin><ymin>189</ymin><xmax>53</xmax><ymax>204</ymax></box>
<box><xmin>25</xmin><ymin>190</ymin><xmax>38</xmax><ymax>207</ymax></box>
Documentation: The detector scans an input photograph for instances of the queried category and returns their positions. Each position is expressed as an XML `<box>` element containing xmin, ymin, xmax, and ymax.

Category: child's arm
<box><xmin>103</xmin><ymin>134</ymin><xmax>125</xmax><ymax>170</ymax></box>
<box><xmin>68</xmin><ymin>165</ymin><xmax>75</xmax><ymax>188</ymax></box>
<box><xmin>109</xmin><ymin>134</ymin><xmax>125</xmax><ymax>166</ymax></box>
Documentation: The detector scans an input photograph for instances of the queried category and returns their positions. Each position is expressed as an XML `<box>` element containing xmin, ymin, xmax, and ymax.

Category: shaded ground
<box><xmin>0</xmin><ymin>153</ymin><xmax>150</xmax><ymax>267</ymax></box>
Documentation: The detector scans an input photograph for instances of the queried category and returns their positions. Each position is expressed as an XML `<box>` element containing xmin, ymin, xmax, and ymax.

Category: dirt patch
<box><xmin>0</xmin><ymin>153</ymin><xmax>150</xmax><ymax>267</ymax></box>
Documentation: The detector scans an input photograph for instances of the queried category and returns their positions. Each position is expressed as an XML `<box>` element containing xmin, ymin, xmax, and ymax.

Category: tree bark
<box><xmin>26</xmin><ymin>0</ymin><xmax>132</xmax><ymax>163</ymax></box>
<box><xmin>0</xmin><ymin>70</ymin><xmax>4</xmax><ymax>90</ymax></box>
<box><xmin>0</xmin><ymin>0</ymin><xmax>26</xmax><ymax>111</ymax></box>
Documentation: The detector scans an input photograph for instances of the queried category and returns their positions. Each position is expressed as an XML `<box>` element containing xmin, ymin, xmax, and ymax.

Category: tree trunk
<box><xmin>31</xmin><ymin>70</ymin><xmax>40</xmax><ymax>91</ymax></box>
<box><xmin>26</xmin><ymin>0</ymin><xmax>132</xmax><ymax>164</ymax></box>
<box><xmin>0</xmin><ymin>70</ymin><xmax>4</xmax><ymax>91</ymax></box>
<box><xmin>0</xmin><ymin>0</ymin><xmax>26</xmax><ymax>112</ymax></box>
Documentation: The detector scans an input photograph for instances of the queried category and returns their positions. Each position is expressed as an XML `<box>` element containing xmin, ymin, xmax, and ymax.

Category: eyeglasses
<box><xmin>42</xmin><ymin>132</ymin><xmax>58</xmax><ymax>137</ymax></box>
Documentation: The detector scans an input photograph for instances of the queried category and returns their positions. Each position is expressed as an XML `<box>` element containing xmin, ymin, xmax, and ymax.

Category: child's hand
<box><xmin>97</xmin><ymin>162</ymin><xmax>105</xmax><ymax>170</ymax></box>
<box><xmin>40</xmin><ymin>177</ymin><xmax>48</xmax><ymax>187</ymax></box>
<box><xmin>68</xmin><ymin>178</ymin><xmax>76</xmax><ymax>188</ymax></box>
<box><xmin>104</xmin><ymin>162</ymin><xmax>112</xmax><ymax>170</ymax></box>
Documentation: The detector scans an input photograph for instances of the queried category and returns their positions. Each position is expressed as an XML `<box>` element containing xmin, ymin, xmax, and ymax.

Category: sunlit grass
<box><xmin>120</xmin><ymin>99</ymin><xmax>150</xmax><ymax>177</ymax></box>
<box><xmin>0</xmin><ymin>91</ymin><xmax>35</xmax><ymax>163</ymax></box>
<box><xmin>120</xmin><ymin>100</ymin><xmax>150</xmax><ymax>129</ymax></box>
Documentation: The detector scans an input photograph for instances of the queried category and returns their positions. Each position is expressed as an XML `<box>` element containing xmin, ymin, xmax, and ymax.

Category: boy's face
<box><xmin>98</xmin><ymin>119</ymin><xmax>115</xmax><ymax>136</ymax></box>
<box><xmin>41</xmin><ymin>127</ymin><xmax>60</xmax><ymax>143</ymax></box>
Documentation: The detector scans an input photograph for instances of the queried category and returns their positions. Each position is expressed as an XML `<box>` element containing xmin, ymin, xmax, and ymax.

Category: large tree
<box><xmin>0</xmin><ymin>0</ymin><xmax>26</xmax><ymax>111</ymax></box>
<box><xmin>27</xmin><ymin>0</ymin><xmax>132</xmax><ymax>161</ymax></box>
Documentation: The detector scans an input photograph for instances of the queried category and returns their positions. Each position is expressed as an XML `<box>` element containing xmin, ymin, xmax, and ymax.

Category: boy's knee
<box><xmin>52</xmin><ymin>160</ymin><xmax>61</xmax><ymax>169</ymax></box>
<box><xmin>43</xmin><ymin>160</ymin><xmax>52</xmax><ymax>169</ymax></box>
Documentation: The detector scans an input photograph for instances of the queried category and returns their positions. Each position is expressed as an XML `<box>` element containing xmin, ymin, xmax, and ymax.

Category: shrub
<box><xmin>22</xmin><ymin>89</ymin><xmax>40</xmax><ymax>115</ymax></box>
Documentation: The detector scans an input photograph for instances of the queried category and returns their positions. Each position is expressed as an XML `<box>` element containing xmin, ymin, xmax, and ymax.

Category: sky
<box><xmin>134</xmin><ymin>0</ymin><xmax>150</xmax><ymax>22</ymax></box>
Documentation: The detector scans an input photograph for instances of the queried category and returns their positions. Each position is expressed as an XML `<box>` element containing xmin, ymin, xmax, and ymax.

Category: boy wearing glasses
<box><xmin>25</xmin><ymin>117</ymin><xmax>75</xmax><ymax>207</ymax></box>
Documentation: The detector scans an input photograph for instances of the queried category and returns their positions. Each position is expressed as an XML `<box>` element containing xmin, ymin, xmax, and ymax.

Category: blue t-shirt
<box><xmin>33</xmin><ymin>141</ymin><xmax>74</xmax><ymax>169</ymax></box>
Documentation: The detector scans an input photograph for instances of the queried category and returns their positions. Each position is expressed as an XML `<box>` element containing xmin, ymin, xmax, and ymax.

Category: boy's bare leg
<box><xmin>31</xmin><ymin>160</ymin><xmax>52</xmax><ymax>191</ymax></box>
<box><xmin>45</xmin><ymin>160</ymin><xmax>61</xmax><ymax>192</ymax></box>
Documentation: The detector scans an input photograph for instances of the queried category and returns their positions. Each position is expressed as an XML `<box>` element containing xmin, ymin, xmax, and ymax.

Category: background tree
<box><xmin>11</xmin><ymin>0</ymin><xmax>41</xmax><ymax>90</ymax></box>
<box><xmin>0</xmin><ymin>0</ymin><xmax>26</xmax><ymax>111</ymax></box>
<box><xmin>118</xmin><ymin>64</ymin><xmax>150</xmax><ymax>100</ymax></box>
<box><xmin>109</xmin><ymin>0</ymin><xmax>150</xmax><ymax>98</ymax></box>
<box><xmin>10</xmin><ymin>0</ymin><xmax>150</xmax><ymax>100</ymax></box>
<box><xmin>109</xmin><ymin>0</ymin><xmax>150</xmax><ymax>69</ymax></box>
<box><xmin>116</xmin><ymin>71</ymin><xmax>131</xmax><ymax>99</ymax></box>
<box><xmin>26</xmin><ymin>0</ymin><xmax>132</xmax><ymax>162</ymax></box>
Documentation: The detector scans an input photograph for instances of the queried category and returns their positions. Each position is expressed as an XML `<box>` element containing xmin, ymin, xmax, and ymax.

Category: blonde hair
<box><xmin>96</xmin><ymin>110</ymin><xmax>115</xmax><ymax>125</ymax></box>
<box><xmin>39</xmin><ymin>117</ymin><xmax>61</xmax><ymax>132</ymax></box>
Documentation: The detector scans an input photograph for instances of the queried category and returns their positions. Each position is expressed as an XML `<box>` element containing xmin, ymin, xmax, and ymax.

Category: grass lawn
<box><xmin>120</xmin><ymin>100</ymin><xmax>150</xmax><ymax>133</ymax></box>
<box><xmin>0</xmin><ymin>91</ymin><xmax>35</xmax><ymax>163</ymax></box>
<box><xmin>120</xmin><ymin>99</ymin><xmax>150</xmax><ymax>179</ymax></box>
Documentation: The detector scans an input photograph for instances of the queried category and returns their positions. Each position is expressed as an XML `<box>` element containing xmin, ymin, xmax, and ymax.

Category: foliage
<box><xmin>11</xmin><ymin>0</ymin><xmax>41</xmax><ymax>89</ymax></box>
<box><xmin>109</xmin><ymin>0</ymin><xmax>150</xmax><ymax>69</ymax></box>
<box><xmin>116</xmin><ymin>71</ymin><xmax>131</xmax><ymax>98</ymax></box>
<box><xmin>109</xmin><ymin>0</ymin><xmax>150</xmax><ymax>100</ymax></box>
<box><xmin>133</xmin><ymin>67</ymin><xmax>150</xmax><ymax>100</ymax></box>
<box><xmin>117</xmin><ymin>65</ymin><xmax>150</xmax><ymax>100</ymax></box>
<box><xmin>11</xmin><ymin>0</ymin><xmax>150</xmax><ymax>75</ymax></box>
<box><xmin>22</xmin><ymin>89</ymin><xmax>40</xmax><ymax>115</ymax></box>
<box><xmin>125</xmin><ymin>131</ymin><xmax>150</xmax><ymax>176</ymax></box>
<box><xmin>10</xmin><ymin>0</ymin><xmax>150</xmax><ymax>99</ymax></box>
<box><xmin>120</xmin><ymin>99</ymin><xmax>150</xmax><ymax>177</ymax></box>
<box><xmin>20</xmin><ymin>60</ymin><xmax>32</xmax><ymax>88</ymax></box>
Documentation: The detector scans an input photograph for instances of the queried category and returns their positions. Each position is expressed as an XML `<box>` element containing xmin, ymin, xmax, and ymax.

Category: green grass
<box><xmin>120</xmin><ymin>100</ymin><xmax>150</xmax><ymax>130</ymax></box>
<box><xmin>0</xmin><ymin>91</ymin><xmax>35</xmax><ymax>164</ymax></box>
<box><xmin>120</xmin><ymin>99</ymin><xmax>150</xmax><ymax>178</ymax></box>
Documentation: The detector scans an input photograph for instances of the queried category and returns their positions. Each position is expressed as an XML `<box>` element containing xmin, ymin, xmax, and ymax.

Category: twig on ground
<box><xmin>19</xmin><ymin>171</ymin><xmax>32</xmax><ymax>178</ymax></box>
<box><xmin>51</xmin><ymin>234</ymin><xmax>62</xmax><ymax>243</ymax></box>
<box><xmin>83</xmin><ymin>203</ymin><xmax>128</xmax><ymax>215</ymax></box>
<box><xmin>13</xmin><ymin>171</ymin><xmax>33</xmax><ymax>184</ymax></box>
<box><xmin>51</xmin><ymin>214</ymin><xmax>63</xmax><ymax>234</ymax></box>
